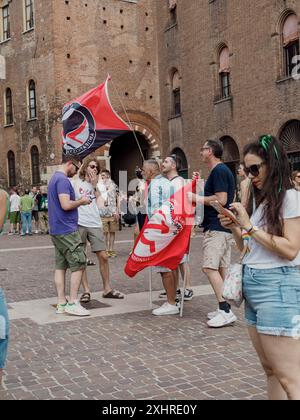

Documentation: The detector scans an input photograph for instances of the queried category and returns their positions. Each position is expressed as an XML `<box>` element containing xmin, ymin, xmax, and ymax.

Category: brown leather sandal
<box><xmin>102</xmin><ymin>289</ymin><xmax>124</xmax><ymax>299</ymax></box>
<box><xmin>80</xmin><ymin>292</ymin><xmax>91</xmax><ymax>303</ymax></box>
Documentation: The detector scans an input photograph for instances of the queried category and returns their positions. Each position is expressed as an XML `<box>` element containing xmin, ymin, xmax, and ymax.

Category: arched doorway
<box><xmin>279</xmin><ymin>120</ymin><xmax>300</xmax><ymax>170</ymax></box>
<box><xmin>220</xmin><ymin>136</ymin><xmax>240</xmax><ymax>182</ymax></box>
<box><xmin>110</xmin><ymin>132</ymin><xmax>151</xmax><ymax>186</ymax></box>
<box><xmin>171</xmin><ymin>147</ymin><xmax>188</xmax><ymax>178</ymax></box>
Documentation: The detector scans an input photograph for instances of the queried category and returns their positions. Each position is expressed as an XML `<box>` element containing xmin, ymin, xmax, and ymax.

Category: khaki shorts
<box><xmin>101</xmin><ymin>216</ymin><xmax>118</xmax><ymax>233</ymax></box>
<box><xmin>51</xmin><ymin>231</ymin><xmax>86</xmax><ymax>272</ymax></box>
<box><xmin>78</xmin><ymin>226</ymin><xmax>106</xmax><ymax>253</ymax></box>
<box><xmin>202</xmin><ymin>230</ymin><xmax>232</xmax><ymax>270</ymax></box>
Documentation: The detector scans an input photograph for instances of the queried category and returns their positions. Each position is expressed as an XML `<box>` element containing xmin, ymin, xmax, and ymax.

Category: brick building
<box><xmin>0</xmin><ymin>0</ymin><xmax>161</xmax><ymax>188</ymax></box>
<box><xmin>156</xmin><ymin>0</ymin><xmax>300</xmax><ymax>180</ymax></box>
<box><xmin>1</xmin><ymin>0</ymin><xmax>300</xmax><ymax>189</ymax></box>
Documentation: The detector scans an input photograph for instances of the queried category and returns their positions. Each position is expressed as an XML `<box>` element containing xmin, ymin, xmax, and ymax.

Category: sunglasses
<box><xmin>88</xmin><ymin>164</ymin><xmax>97</xmax><ymax>170</ymax></box>
<box><xmin>244</xmin><ymin>162</ymin><xmax>265</xmax><ymax>177</ymax></box>
<box><xmin>200</xmin><ymin>146</ymin><xmax>211</xmax><ymax>151</ymax></box>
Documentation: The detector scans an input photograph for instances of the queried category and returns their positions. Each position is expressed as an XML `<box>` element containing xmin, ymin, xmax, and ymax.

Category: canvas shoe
<box><xmin>56</xmin><ymin>302</ymin><xmax>67</xmax><ymax>314</ymax></box>
<box><xmin>207</xmin><ymin>309</ymin><xmax>237</xmax><ymax>328</ymax></box>
<box><xmin>152</xmin><ymin>302</ymin><xmax>180</xmax><ymax>316</ymax></box>
<box><xmin>65</xmin><ymin>302</ymin><xmax>90</xmax><ymax>316</ymax></box>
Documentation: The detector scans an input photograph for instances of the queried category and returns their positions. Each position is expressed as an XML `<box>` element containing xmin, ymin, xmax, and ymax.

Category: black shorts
<box><xmin>32</xmin><ymin>210</ymin><xmax>39</xmax><ymax>222</ymax></box>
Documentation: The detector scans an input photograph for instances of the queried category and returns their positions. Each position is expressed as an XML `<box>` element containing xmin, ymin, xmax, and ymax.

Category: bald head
<box><xmin>142</xmin><ymin>159</ymin><xmax>160</xmax><ymax>181</ymax></box>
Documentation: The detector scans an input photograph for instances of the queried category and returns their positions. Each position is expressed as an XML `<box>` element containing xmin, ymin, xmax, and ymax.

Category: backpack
<box><xmin>40</xmin><ymin>195</ymin><xmax>48</xmax><ymax>211</ymax></box>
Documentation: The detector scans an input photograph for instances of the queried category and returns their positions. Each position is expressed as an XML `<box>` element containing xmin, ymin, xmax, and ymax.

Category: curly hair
<box><xmin>79</xmin><ymin>157</ymin><xmax>100</xmax><ymax>180</ymax></box>
<box><xmin>244</xmin><ymin>135</ymin><xmax>292</xmax><ymax>236</ymax></box>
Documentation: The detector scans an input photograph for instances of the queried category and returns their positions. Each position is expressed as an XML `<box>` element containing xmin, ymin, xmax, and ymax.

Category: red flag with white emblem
<box><xmin>62</xmin><ymin>76</ymin><xmax>132</xmax><ymax>159</ymax></box>
<box><xmin>125</xmin><ymin>180</ymin><xmax>196</xmax><ymax>277</ymax></box>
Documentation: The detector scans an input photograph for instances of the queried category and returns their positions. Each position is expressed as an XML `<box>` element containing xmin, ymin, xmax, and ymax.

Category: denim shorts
<box><xmin>243</xmin><ymin>265</ymin><xmax>300</xmax><ymax>337</ymax></box>
<box><xmin>0</xmin><ymin>288</ymin><xmax>9</xmax><ymax>369</ymax></box>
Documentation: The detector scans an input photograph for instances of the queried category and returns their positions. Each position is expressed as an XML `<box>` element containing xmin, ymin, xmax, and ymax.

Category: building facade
<box><xmin>1</xmin><ymin>0</ymin><xmax>300</xmax><ymax>188</ymax></box>
<box><xmin>0</xmin><ymin>0</ymin><xmax>161</xmax><ymax>188</ymax></box>
<box><xmin>156</xmin><ymin>0</ymin><xmax>300</xmax><ymax>179</ymax></box>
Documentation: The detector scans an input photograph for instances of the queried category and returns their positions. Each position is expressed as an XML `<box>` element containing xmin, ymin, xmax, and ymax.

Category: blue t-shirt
<box><xmin>202</xmin><ymin>163</ymin><xmax>235</xmax><ymax>233</ymax></box>
<box><xmin>147</xmin><ymin>175</ymin><xmax>170</xmax><ymax>219</ymax></box>
<box><xmin>48</xmin><ymin>172</ymin><xmax>78</xmax><ymax>235</ymax></box>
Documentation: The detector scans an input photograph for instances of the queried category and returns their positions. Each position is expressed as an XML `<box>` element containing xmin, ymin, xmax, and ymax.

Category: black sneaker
<box><xmin>184</xmin><ymin>289</ymin><xmax>193</xmax><ymax>301</ymax></box>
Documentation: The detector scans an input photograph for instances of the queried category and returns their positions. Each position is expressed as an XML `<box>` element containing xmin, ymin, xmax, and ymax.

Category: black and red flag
<box><xmin>62</xmin><ymin>76</ymin><xmax>132</xmax><ymax>159</ymax></box>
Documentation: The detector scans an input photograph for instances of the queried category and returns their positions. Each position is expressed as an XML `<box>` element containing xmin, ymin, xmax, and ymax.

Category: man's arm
<box><xmin>58</xmin><ymin>194</ymin><xmax>90</xmax><ymax>211</ymax></box>
<box><xmin>189</xmin><ymin>191</ymin><xmax>227</xmax><ymax>206</ymax></box>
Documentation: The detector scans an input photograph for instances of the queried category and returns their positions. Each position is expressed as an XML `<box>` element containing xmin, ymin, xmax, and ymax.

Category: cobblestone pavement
<box><xmin>0</xmin><ymin>227</ymin><xmax>267</xmax><ymax>400</ymax></box>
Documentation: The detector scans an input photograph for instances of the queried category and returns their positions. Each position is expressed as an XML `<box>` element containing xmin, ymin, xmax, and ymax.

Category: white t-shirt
<box><xmin>10</xmin><ymin>193</ymin><xmax>21</xmax><ymax>212</ymax></box>
<box><xmin>243</xmin><ymin>189</ymin><xmax>300</xmax><ymax>268</ymax></box>
<box><xmin>73</xmin><ymin>179</ymin><xmax>103</xmax><ymax>229</ymax></box>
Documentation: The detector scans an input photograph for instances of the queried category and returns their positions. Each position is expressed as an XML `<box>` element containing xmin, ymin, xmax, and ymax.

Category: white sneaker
<box><xmin>152</xmin><ymin>302</ymin><xmax>179</xmax><ymax>316</ymax></box>
<box><xmin>65</xmin><ymin>302</ymin><xmax>90</xmax><ymax>316</ymax></box>
<box><xmin>207</xmin><ymin>308</ymin><xmax>220</xmax><ymax>320</ymax></box>
<box><xmin>207</xmin><ymin>309</ymin><xmax>237</xmax><ymax>328</ymax></box>
<box><xmin>56</xmin><ymin>303</ymin><xmax>67</xmax><ymax>314</ymax></box>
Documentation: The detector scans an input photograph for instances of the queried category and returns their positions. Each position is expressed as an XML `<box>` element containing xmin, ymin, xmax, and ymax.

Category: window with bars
<box><xmin>284</xmin><ymin>40</ymin><xmax>300</xmax><ymax>77</ymax></box>
<box><xmin>173</xmin><ymin>88</ymin><xmax>181</xmax><ymax>115</ymax></box>
<box><xmin>5</xmin><ymin>88</ymin><xmax>13</xmax><ymax>125</ymax></box>
<box><xmin>2</xmin><ymin>4</ymin><xmax>10</xmax><ymax>40</ymax></box>
<box><xmin>28</xmin><ymin>80</ymin><xmax>37</xmax><ymax>119</ymax></box>
<box><xmin>31</xmin><ymin>146</ymin><xmax>40</xmax><ymax>185</ymax></box>
<box><xmin>220</xmin><ymin>72</ymin><xmax>231</xmax><ymax>98</ymax></box>
<box><xmin>7</xmin><ymin>151</ymin><xmax>16</xmax><ymax>187</ymax></box>
<box><xmin>24</xmin><ymin>0</ymin><xmax>34</xmax><ymax>31</ymax></box>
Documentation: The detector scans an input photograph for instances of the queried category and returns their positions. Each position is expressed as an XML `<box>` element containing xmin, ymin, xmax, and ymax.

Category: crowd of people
<box><xmin>1</xmin><ymin>134</ymin><xmax>300</xmax><ymax>399</ymax></box>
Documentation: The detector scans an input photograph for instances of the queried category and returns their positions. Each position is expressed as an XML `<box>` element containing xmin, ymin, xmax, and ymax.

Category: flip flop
<box><xmin>102</xmin><ymin>289</ymin><xmax>124</xmax><ymax>299</ymax></box>
<box><xmin>80</xmin><ymin>292</ymin><xmax>91</xmax><ymax>303</ymax></box>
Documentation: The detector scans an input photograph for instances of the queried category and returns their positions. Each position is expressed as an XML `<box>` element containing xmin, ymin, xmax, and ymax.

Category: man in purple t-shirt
<box><xmin>48</xmin><ymin>155</ymin><xmax>91</xmax><ymax>317</ymax></box>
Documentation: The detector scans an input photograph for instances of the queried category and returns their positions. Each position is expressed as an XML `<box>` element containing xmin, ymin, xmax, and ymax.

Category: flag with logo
<box><xmin>62</xmin><ymin>77</ymin><xmax>132</xmax><ymax>158</ymax></box>
<box><xmin>125</xmin><ymin>180</ymin><xmax>196</xmax><ymax>278</ymax></box>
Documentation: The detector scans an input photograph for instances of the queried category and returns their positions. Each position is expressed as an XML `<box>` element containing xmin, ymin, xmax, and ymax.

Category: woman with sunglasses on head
<box><xmin>219</xmin><ymin>135</ymin><xmax>300</xmax><ymax>400</ymax></box>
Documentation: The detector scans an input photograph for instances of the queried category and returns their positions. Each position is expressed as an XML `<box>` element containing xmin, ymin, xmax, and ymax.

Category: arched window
<box><xmin>171</xmin><ymin>147</ymin><xmax>188</xmax><ymax>178</ymax></box>
<box><xmin>282</xmin><ymin>14</ymin><xmax>299</xmax><ymax>77</ymax></box>
<box><xmin>172</xmin><ymin>70</ymin><xmax>181</xmax><ymax>116</ymax></box>
<box><xmin>279</xmin><ymin>119</ymin><xmax>300</xmax><ymax>170</ymax></box>
<box><xmin>5</xmin><ymin>87</ymin><xmax>13</xmax><ymax>125</ymax></box>
<box><xmin>31</xmin><ymin>146</ymin><xmax>40</xmax><ymax>184</ymax></box>
<box><xmin>7</xmin><ymin>150</ymin><xmax>16</xmax><ymax>187</ymax></box>
<box><xmin>219</xmin><ymin>47</ymin><xmax>231</xmax><ymax>99</ymax></box>
<box><xmin>220</xmin><ymin>136</ymin><xmax>240</xmax><ymax>181</ymax></box>
<box><xmin>28</xmin><ymin>79</ymin><xmax>37</xmax><ymax>119</ymax></box>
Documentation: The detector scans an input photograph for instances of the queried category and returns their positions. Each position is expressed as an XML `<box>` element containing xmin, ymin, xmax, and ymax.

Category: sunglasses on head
<box><xmin>243</xmin><ymin>162</ymin><xmax>265</xmax><ymax>177</ymax></box>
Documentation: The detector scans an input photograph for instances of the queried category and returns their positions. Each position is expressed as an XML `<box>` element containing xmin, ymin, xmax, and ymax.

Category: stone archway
<box><xmin>279</xmin><ymin>119</ymin><xmax>300</xmax><ymax>170</ymax></box>
<box><xmin>109</xmin><ymin>131</ymin><xmax>152</xmax><ymax>186</ymax></box>
<box><xmin>220</xmin><ymin>136</ymin><xmax>240</xmax><ymax>181</ymax></box>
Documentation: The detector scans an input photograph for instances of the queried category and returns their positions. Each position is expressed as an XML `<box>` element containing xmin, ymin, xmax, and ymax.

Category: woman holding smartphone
<box><xmin>219</xmin><ymin>135</ymin><xmax>300</xmax><ymax>400</ymax></box>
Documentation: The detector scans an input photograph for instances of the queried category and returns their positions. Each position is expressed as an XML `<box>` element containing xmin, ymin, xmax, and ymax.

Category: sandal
<box><xmin>80</xmin><ymin>292</ymin><xmax>91</xmax><ymax>303</ymax></box>
<box><xmin>102</xmin><ymin>289</ymin><xmax>124</xmax><ymax>299</ymax></box>
<box><xmin>87</xmin><ymin>259</ymin><xmax>96</xmax><ymax>266</ymax></box>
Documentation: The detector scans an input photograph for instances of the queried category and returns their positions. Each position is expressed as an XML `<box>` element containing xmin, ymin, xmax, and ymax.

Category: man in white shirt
<box><xmin>73</xmin><ymin>159</ymin><xmax>124</xmax><ymax>301</ymax></box>
<box><xmin>9</xmin><ymin>187</ymin><xmax>21</xmax><ymax>235</ymax></box>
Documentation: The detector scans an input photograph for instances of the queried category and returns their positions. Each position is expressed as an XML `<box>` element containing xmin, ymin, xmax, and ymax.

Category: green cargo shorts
<box><xmin>51</xmin><ymin>231</ymin><xmax>86</xmax><ymax>272</ymax></box>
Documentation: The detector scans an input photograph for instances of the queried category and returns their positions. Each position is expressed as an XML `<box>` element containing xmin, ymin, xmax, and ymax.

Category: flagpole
<box><xmin>110</xmin><ymin>78</ymin><xmax>145</xmax><ymax>162</ymax></box>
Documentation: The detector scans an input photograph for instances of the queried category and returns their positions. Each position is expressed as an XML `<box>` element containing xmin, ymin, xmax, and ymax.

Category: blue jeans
<box><xmin>243</xmin><ymin>265</ymin><xmax>300</xmax><ymax>337</ymax></box>
<box><xmin>21</xmin><ymin>211</ymin><xmax>32</xmax><ymax>235</ymax></box>
<box><xmin>0</xmin><ymin>288</ymin><xmax>9</xmax><ymax>369</ymax></box>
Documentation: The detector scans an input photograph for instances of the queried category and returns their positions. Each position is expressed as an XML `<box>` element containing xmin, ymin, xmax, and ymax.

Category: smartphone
<box><xmin>210</xmin><ymin>200</ymin><xmax>239</xmax><ymax>225</ymax></box>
